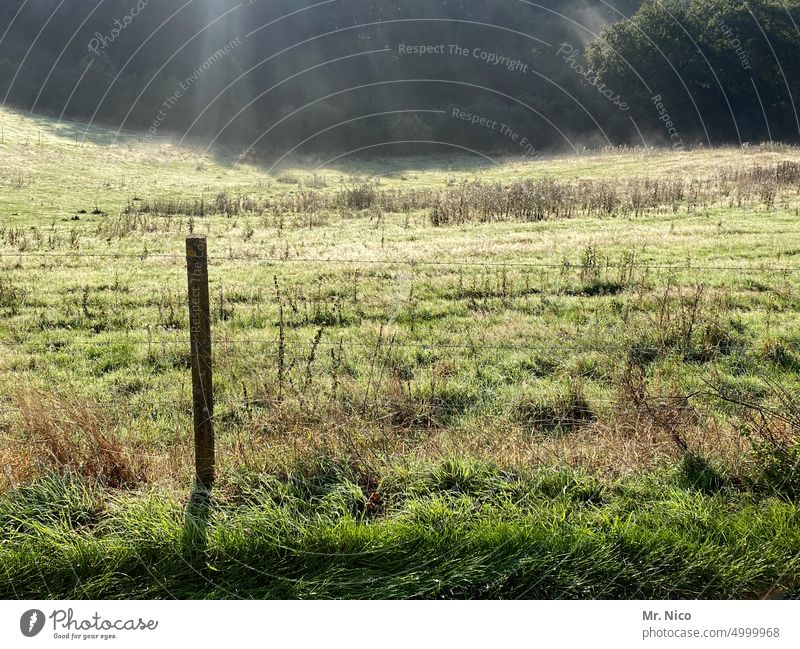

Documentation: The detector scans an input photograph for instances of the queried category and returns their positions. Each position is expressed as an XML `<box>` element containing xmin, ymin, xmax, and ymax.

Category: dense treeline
<box><xmin>586</xmin><ymin>0</ymin><xmax>800</xmax><ymax>146</ymax></box>
<box><xmin>0</xmin><ymin>0</ymin><xmax>797</xmax><ymax>157</ymax></box>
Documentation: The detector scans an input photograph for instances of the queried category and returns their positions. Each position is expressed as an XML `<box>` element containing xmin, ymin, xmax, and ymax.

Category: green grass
<box><xmin>2</xmin><ymin>107</ymin><xmax>800</xmax><ymax>598</ymax></box>
<box><xmin>1</xmin><ymin>466</ymin><xmax>798</xmax><ymax>599</ymax></box>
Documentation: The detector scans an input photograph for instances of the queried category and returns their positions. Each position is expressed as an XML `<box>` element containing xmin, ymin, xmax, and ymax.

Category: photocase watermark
<box><xmin>555</xmin><ymin>42</ymin><xmax>629</xmax><ymax>112</ymax></box>
<box><xmin>20</xmin><ymin>608</ymin><xmax>158</xmax><ymax>641</ymax></box>
<box><xmin>554</xmin><ymin>41</ymin><xmax>683</xmax><ymax>149</ymax></box>
<box><xmin>652</xmin><ymin>94</ymin><xmax>685</xmax><ymax>151</ymax></box>
<box><xmin>20</xmin><ymin>609</ymin><xmax>45</xmax><ymax>637</ymax></box>
<box><xmin>451</xmin><ymin>108</ymin><xmax>540</xmax><ymax>159</ymax></box>
<box><xmin>715</xmin><ymin>18</ymin><xmax>752</xmax><ymax>71</ymax></box>
<box><xmin>146</xmin><ymin>37</ymin><xmax>242</xmax><ymax>139</ymax></box>
<box><xmin>88</xmin><ymin>0</ymin><xmax>149</xmax><ymax>57</ymax></box>
<box><xmin>397</xmin><ymin>43</ymin><xmax>529</xmax><ymax>73</ymax></box>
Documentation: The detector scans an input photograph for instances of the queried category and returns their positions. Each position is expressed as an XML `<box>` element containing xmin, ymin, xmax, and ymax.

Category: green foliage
<box><xmin>587</xmin><ymin>0</ymin><xmax>800</xmax><ymax>143</ymax></box>
<box><xmin>750</xmin><ymin>439</ymin><xmax>800</xmax><ymax>500</ymax></box>
<box><xmin>0</xmin><ymin>474</ymin><xmax>105</xmax><ymax>536</ymax></box>
<box><xmin>1</xmin><ymin>468</ymin><xmax>798</xmax><ymax>599</ymax></box>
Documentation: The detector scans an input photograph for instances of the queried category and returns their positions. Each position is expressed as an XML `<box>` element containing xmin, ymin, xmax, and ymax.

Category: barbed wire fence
<box><xmin>1</xmin><ymin>238</ymin><xmax>799</xmax><ymax>491</ymax></box>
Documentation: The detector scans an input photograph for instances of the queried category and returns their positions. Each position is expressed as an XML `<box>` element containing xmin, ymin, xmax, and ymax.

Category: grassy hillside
<box><xmin>1</xmin><ymin>107</ymin><xmax>800</xmax><ymax>598</ymax></box>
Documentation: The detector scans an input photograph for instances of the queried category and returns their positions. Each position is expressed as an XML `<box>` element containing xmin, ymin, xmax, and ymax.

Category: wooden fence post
<box><xmin>186</xmin><ymin>235</ymin><xmax>215</xmax><ymax>490</ymax></box>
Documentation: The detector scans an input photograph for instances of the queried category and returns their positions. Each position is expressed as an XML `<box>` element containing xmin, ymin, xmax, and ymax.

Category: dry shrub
<box><xmin>742</xmin><ymin>414</ymin><xmax>800</xmax><ymax>499</ymax></box>
<box><xmin>383</xmin><ymin>381</ymin><xmax>437</xmax><ymax>429</ymax></box>
<box><xmin>615</xmin><ymin>359</ymin><xmax>700</xmax><ymax>451</ymax></box>
<box><xmin>13</xmin><ymin>389</ymin><xmax>146</xmax><ymax>489</ymax></box>
<box><xmin>337</xmin><ymin>179</ymin><xmax>377</xmax><ymax>210</ymax></box>
<box><xmin>714</xmin><ymin>381</ymin><xmax>800</xmax><ymax>498</ymax></box>
<box><xmin>512</xmin><ymin>382</ymin><xmax>595</xmax><ymax>433</ymax></box>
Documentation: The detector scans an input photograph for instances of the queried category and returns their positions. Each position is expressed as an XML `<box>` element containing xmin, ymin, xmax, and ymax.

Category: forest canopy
<box><xmin>0</xmin><ymin>0</ymin><xmax>797</xmax><ymax>155</ymax></box>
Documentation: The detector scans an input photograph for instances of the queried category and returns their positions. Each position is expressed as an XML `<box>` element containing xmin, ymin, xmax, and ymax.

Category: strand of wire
<box><xmin>0</xmin><ymin>335</ymin><xmax>728</xmax><ymax>355</ymax></box>
<box><xmin>2</xmin><ymin>249</ymin><xmax>800</xmax><ymax>273</ymax></box>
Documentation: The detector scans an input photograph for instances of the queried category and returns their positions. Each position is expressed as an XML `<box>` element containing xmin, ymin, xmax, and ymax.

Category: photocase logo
<box><xmin>20</xmin><ymin>609</ymin><xmax>45</xmax><ymax>637</ymax></box>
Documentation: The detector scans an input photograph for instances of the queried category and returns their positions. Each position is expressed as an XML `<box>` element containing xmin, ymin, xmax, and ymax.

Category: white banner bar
<box><xmin>1</xmin><ymin>601</ymin><xmax>797</xmax><ymax>649</ymax></box>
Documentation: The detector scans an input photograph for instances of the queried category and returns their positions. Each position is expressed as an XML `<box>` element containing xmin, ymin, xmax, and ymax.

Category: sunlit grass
<box><xmin>1</xmin><ymin>467</ymin><xmax>798</xmax><ymax>599</ymax></box>
<box><xmin>1</xmin><ymin>107</ymin><xmax>800</xmax><ymax>598</ymax></box>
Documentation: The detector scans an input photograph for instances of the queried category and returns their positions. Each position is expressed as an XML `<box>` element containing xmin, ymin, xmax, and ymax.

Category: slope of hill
<box><xmin>1</xmin><ymin>107</ymin><xmax>800</xmax><ymax>598</ymax></box>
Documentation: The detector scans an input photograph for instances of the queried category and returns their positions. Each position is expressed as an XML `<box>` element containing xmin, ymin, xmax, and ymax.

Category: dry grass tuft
<box><xmin>0</xmin><ymin>441</ymin><xmax>37</xmax><ymax>492</ymax></box>
<box><xmin>13</xmin><ymin>389</ymin><xmax>147</xmax><ymax>489</ymax></box>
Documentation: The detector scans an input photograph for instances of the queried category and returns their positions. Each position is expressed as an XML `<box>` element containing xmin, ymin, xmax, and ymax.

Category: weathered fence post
<box><xmin>186</xmin><ymin>235</ymin><xmax>215</xmax><ymax>490</ymax></box>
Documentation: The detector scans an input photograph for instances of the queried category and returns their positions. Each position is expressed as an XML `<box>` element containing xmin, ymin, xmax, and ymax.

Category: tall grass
<box><xmin>0</xmin><ymin>465</ymin><xmax>798</xmax><ymax>599</ymax></box>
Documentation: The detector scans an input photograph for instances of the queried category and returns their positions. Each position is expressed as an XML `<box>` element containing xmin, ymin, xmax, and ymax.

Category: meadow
<box><xmin>1</xmin><ymin>107</ymin><xmax>800</xmax><ymax>598</ymax></box>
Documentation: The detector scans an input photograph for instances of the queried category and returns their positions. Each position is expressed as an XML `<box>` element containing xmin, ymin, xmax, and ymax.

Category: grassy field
<box><xmin>1</xmin><ymin>106</ymin><xmax>800</xmax><ymax>598</ymax></box>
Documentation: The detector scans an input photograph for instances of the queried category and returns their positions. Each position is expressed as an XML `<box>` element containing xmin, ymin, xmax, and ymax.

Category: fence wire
<box><xmin>1</xmin><ymin>248</ymin><xmax>800</xmax><ymax>273</ymax></box>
